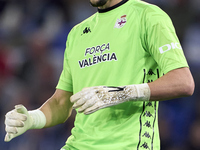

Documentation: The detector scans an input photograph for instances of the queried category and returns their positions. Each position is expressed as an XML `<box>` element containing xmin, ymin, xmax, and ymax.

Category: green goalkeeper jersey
<box><xmin>57</xmin><ymin>0</ymin><xmax>188</xmax><ymax>149</ymax></box>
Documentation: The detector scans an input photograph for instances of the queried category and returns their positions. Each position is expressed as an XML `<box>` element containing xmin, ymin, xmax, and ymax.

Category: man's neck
<box><xmin>98</xmin><ymin>0</ymin><xmax>122</xmax><ymax>9</ymax></box>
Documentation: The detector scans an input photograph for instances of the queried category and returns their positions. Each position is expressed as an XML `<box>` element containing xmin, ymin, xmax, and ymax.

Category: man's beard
<box><xmin>90</xmin><ymin>0</ymin><xmax>108</xmax><ymax>7</ymax></box>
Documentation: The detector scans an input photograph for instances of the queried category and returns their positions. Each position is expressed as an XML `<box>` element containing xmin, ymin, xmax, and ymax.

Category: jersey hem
<box><xmin>163</xmin><ymin>65</ymin><xmax>189</xmax><ymax>74</ymax></box>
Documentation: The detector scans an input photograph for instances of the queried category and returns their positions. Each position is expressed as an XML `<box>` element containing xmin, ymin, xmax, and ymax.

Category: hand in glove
<box><xmin>70</xmin><ymin>83</ymin><xmax>150</xmax><ymax>115</ymax></box>
<box><xmin>5</xmin><ymin>105</ymin><xmax>46</xmax><ymax>142</ymax></box>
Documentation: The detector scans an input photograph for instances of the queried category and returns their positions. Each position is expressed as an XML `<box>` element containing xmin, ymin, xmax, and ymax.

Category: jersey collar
<box><xmin>98</xmin><ymin>0</ymin><xmax>129</xmax><ymax>13</ymax></box>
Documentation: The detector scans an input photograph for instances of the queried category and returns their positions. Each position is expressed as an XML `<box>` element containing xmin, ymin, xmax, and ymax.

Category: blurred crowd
<box><xmin>0</xmin><ymin>0</ymin><xmax>199</xmax><ymax>150</ymax></box>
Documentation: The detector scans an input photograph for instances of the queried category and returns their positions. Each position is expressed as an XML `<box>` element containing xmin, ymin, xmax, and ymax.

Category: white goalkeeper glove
<box><xmin>70</xmin><ymin>83</ymin><xmax>150</xmax><ymax>115</ymax></box>
<box><xmin>4</xmin><ymin>105</ymin><xmax>46</xmax><ymax>142</ymax></box>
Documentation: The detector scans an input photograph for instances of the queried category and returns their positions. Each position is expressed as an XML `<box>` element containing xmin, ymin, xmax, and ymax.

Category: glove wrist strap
<box><xmin>126</xmin><ymin>83</ymin><xmax>151</xmax><ymax>101</ymax></box>
<box><xmin>28</xmin><ymin>109</ymin><xmax>46</xmax><ymax>129</ymax></box>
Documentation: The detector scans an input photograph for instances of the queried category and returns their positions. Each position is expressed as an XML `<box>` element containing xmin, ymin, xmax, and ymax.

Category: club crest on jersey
<box><xmin>114</xmin><ymin>15</ymin><xmax>127</xmax><ymax>28</ymax></box>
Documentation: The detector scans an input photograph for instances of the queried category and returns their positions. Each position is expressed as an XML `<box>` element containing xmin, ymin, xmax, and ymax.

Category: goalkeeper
<box><xmin>5</xmin><ymin>0</ymin><xmax>195</xmax><ymax>149</ymax></box>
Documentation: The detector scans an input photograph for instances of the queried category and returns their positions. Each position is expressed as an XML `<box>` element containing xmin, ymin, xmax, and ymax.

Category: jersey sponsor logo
<box><xmin>114</xmin><ymin>15</ymin><xmax>127</xmax><ymax>28</ymax></box>
<box><xmin>159</xmin><ymin>42</ymin><xmax>182</xmax><ymax>54</ymax></box>
<box><xmin>143</xmin><ymin>111</ymin><xmax>153</xmax><ymax>118</ymax></box>
<box><xmin>142</xmin><ymin>132</ymin><xmax>151</xmax><ymax>139</ymax></box>
<box><xmin>78</xmin><ymin>43</ymin><xmax>118</xmax><ymax>68</ymax></box>
<box><xmin>143</xmin><ymin>121</ymin><xmax>152</xmax><ymax>128</ymax></box>
<box><xmin>140</xmin><ymin>142</ymin><xmax>150</xmax><ymax>150</ymax></box>
<box><xmin>143</xmin><ymin>69</ymin><xmax>160</xmax><ymax>83</ymax></box>
<box><xmin>81</xmin><ymin>27</ymin><xmax>91</xmax><ymax>35</ymax></box>
<box><xmin>84</xmin><ymin>43</ymin><xmax>110</xmax><ymax>56</ymax></box>
<box><xmin>146</xmin><ymin>102</ymin><xmax>153</xmax><ymax>107</ymax></box>
<box><xmin>138</xmin><ymin>102</ymin><xmax>157</xmax><ymax>150</ymax></box>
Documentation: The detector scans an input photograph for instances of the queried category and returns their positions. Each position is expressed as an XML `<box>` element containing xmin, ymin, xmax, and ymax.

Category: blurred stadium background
<box><xmin>0</xmin><ymin>0</ymin><xmax>200</xmax><ymax>149</ymax></box>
